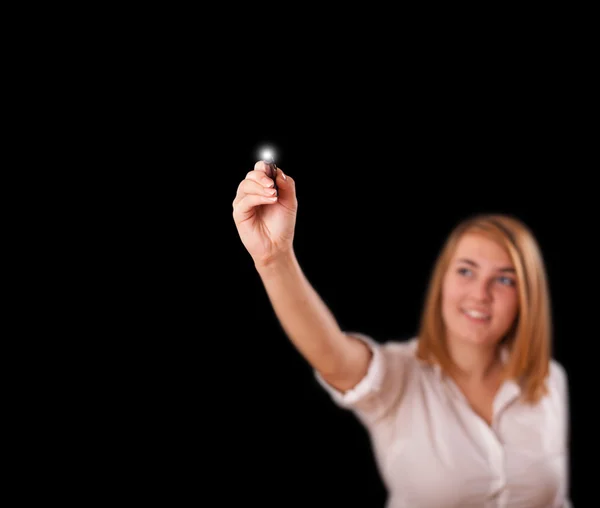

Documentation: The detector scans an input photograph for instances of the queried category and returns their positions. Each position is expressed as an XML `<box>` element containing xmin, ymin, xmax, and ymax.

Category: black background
<box><xmin>26</xmin><ymin>13</ymin><xmax>597</xmax><ymax>506</ymax></box>
<box><xmin>93</xmin><ymin>61</ymin><xmax>593</xmax><ymax>506</ymax></box>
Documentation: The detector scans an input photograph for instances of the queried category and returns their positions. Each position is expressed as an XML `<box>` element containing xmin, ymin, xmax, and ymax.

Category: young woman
<box><xmin>232</xmin><ymin>160</ymin><xmax>571</xmax><ymax>507</ymax></box>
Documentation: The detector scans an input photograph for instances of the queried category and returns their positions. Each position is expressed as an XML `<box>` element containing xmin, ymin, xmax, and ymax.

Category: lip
<box><xmin>461</xmin><ymin>308</ymin><xmax>491</xmax><ymax>322</ymax></box>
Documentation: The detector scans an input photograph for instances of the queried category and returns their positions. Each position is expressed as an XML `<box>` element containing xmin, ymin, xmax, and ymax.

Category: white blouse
<box><xmin>315</xmin><ymin>334</ymin><xmax>571</xmax><ymax>508</ymax></box>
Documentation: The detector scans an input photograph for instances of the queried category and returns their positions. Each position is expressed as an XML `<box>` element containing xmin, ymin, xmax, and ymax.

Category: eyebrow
<box><xmin>457</xmin><ymin>258</ymin><xmax>516</xmax><ymax>273</ymax></box>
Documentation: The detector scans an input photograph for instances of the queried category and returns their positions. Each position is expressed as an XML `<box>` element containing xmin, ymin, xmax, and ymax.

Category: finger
<box><xmin>245</xmin><ymin>169</ymin><xmax>275</xmax><ymax>188</ymax></box>
<box><xmin>254</xmin><ymin>160</ymin><xmax>279</xmax><ymax>181</ymax></box>
<box><xmin>272</xmin><ymin>167</ymin><xmax>295</xmax><ymax>199</ymax></box>
<box><xmin>232</xmin><ymin>192</ymin><xmax>278</xmax><ymax>220</ymax></box>
<box><xmin>253</xmin><ymin>160</ymin><xmax>270</xmax><ymax>174</ymax></box>
<box><xmin>235</xmin><ymin>178</ymin><xmax>278</xmax><ymax>202</ymax></box>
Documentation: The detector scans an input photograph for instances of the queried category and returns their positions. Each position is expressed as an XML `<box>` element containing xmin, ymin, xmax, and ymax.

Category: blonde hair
<box><xmin>415</xmin><ymin>213</ymin><xmax>552</xmax><ymax>404</ymax></box>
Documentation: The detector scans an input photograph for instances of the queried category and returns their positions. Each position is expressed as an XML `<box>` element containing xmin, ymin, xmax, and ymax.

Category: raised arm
<box><xmin>232</xmin><ymin>161</ymin><xmax>371</xmax><ymax>390</ymax></box>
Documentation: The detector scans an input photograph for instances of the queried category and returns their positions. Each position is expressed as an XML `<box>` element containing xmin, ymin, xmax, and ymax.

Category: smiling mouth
<box><xmin>462</xmin><ymin>308</ymin><xmax>491</xmax><ymax>321</ymax></box>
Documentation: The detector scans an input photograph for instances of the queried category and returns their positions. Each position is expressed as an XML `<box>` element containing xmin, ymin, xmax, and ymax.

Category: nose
<box><xmin>472</xmin><ymin>279</ymin><xmax>492</xmax><ymax>302</ymax></box>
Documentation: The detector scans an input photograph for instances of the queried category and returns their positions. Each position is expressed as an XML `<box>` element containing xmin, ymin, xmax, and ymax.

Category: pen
<box><xmin>261</xmin><ymin>148</ymin><xmax>278</xmax><ymax>195</ymax></box>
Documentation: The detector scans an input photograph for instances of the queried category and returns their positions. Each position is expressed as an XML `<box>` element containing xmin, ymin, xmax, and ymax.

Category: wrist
<box><xmin>254</xmin><ymin>248</ymin><xmax>297</xmax><ymax>278</ymax></box>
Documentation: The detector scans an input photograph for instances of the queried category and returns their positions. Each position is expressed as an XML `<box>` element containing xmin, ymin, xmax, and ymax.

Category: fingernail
<box><xmin>280</xmin><ymin>169</ymin><xmax>286</xmax><ymax>180</ymax></box>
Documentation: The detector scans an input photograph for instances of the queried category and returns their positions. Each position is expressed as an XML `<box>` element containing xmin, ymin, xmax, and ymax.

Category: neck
<box><xmin>445</xmin><ymin>338</ymin><xmax>502</xmax><ymax>384</ymax></box>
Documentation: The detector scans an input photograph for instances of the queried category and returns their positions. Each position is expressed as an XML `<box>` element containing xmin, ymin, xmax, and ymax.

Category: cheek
<box><xmin>442</xmin><ymin>280</ymin><xmax>462</xmax><ymax>307</ymax></box>
<box><xmin>441</xmin><ymin>280</ymin><xmax>462</xmax><ymax>317</ymax></box>
<box><xmin>496</xmin><ymin>292</ymin><xmax>519</xmax><ymax>321</ymax></box>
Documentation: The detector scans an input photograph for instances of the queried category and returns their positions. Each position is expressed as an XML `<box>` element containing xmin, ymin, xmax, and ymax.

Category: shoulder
<box><xmin>549</xmin><ymin>358</ymin><xmax>568</xmax><ymax>380</ymax></box>
<box><xmin>546</xmin><ymin>358</ymin><xmax>570</xmax><ymax>446</ymax></box>
<box><xmin>548</xmin><ymin>358</ymin><xmax>569</xmax><ymax>401</ymax></box>
<box><xmin>354</xmin><ymin>333</ymin><xmax>423</xmax><ymax>382</ymax></box>
<box><xmin>340</xmin><ymin>332</ymin><xmax>423</xmax><ymax>390</ymax></box>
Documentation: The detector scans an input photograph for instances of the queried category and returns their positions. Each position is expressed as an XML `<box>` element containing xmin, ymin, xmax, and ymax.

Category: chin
<box><xmin>456</xmin><ymin>333</ymin><xmax>497</xmax><ymax>346</ymax></box>
<box><xmin>447</xmin><ymin>324</ymin><xmax>500</xmax><ymax>347</ymax></box>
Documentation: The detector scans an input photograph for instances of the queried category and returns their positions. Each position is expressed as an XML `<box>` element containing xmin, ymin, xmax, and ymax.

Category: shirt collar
<box><xmin>425</xmin><ymin>345</ymin><xmax>522</xmax><ymax>410</ymax></box>
<box><xmin>425</xmin><ymin>343</ymin><xmax>518</xmax><ymax>386</ymax></box>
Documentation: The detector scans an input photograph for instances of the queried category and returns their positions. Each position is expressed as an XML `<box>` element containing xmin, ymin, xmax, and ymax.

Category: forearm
<box><xmin>255</xmin><ymin>251</ymin><xmax>350</xmax><ymax>375</ymax></box>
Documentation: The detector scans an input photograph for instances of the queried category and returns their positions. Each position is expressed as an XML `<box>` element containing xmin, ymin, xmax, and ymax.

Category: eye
<box><xmin>498</xmin><ymin>276</ymin><xmax>516</xmax><ymax>286</ymax></box>
<box><xmin>457</xmin><ymin>267</ymin><xmax>473</xmax><ymax>277</ymax></box>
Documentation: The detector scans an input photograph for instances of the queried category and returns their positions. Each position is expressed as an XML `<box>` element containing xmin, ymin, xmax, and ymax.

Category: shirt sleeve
<box><xmin>313</xmin><ymin>332</ymin><xmax>415</xmax><ymax>425</ymax></box>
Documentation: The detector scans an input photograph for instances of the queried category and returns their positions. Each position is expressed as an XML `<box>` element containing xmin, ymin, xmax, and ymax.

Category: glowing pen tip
<box><xmin>261</xmin><ymin>148</ymin><xmax>275</xmax><ymax>162</ymax></box>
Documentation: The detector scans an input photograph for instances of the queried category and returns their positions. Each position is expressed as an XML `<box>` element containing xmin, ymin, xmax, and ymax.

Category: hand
<box><xmin>232</xmin><ymin>160</ymin><xmax>297</xmax><ymax>266</ymax></box>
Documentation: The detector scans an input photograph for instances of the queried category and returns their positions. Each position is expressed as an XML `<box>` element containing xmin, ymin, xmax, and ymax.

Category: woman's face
<box><xmin>441</xmin><ymin>233</ymin><xmax>519</xmax><ymax>348</ymax></box>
